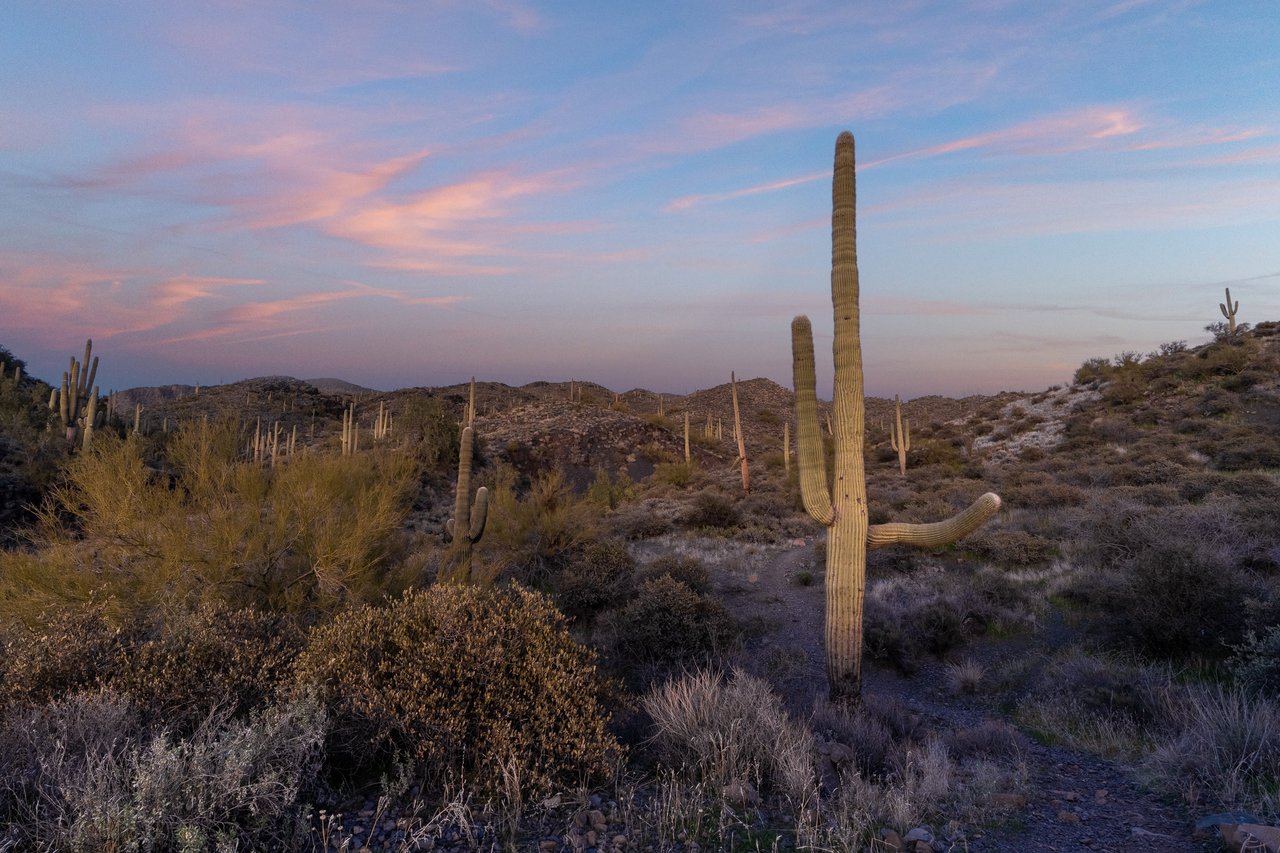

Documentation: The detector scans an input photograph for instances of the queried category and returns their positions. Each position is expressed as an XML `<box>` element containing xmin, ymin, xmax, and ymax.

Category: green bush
<box><xmin>292</xmin><ymin>584</ymin><xmax>620</xmax><ymax>794</ymax></box>
<box><xmin>0</xmin><ymin>424</ymin><xmax>418</xmax><ymax>622</ymax></box>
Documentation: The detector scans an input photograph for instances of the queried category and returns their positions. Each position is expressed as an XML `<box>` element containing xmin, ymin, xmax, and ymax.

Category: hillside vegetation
<box><xmin>1</xmin><ymin>323</ymin><xmax>1278</xmax><ymax>851</ymax></box>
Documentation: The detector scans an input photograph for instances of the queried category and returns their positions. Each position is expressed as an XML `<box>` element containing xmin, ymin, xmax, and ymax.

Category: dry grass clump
<box><xmin>1145</xmin><ymin>685</ymin><xmax>1280</xmax><ymax>819</ymax></box>
<box><xmin>0</xmin><ymin>691</ymin><xmax>326</xmax><ymax>852</ymax></box>
<box><xmin>1015</xmin><ymin>648</ymin><xmax>1173</xmax><ymax>760</ymax></box>
<box><xmin>292</xmin><ymin>584</ymin><xmax>620</xmax><ymax>796</ymax></box>
<box><xmin>642</xmin><ymin>668</ymin><xmax>815</xmax><ymax>808</ymax></box>
<box><xmin>636</xmin><ymin>554</ymin><xmax>712</xmax><ymax>594</ymax></box>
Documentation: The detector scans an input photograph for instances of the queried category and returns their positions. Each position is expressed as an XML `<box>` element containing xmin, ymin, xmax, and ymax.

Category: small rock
<box><xmin>539</xmin><ymin>841</ymin><xmax>557</xmax><ymax>852</ymax></box>
<box><xmin>1094</xmin><ymin>788</ymin><xmax>1108</xmax><ymax>803</ymax></box>
<box><xmin>903</xmin><ymin>827</ymin><xmax>933</xmax><ymax>844</ymax></box>
<box><xmin>612</xmin><ymin>834</ymin><xmax>628</xmax><ymax>848</ymax></box>
<box><xmin>1058</xmin><ymin>810</ymin><xmax>1081</xmax><ymax>825</ymax></box>
<box><xmin>1065</xmin><ymin>791</ymin><xmax>1080</xmax><ymax>802</ymax></box>
<box><xmin>721</xmin><ymin>779</ymin><xmax>761</xmax><ymax>807</ymax></box>
<box><xmin>912</xmin><ymin>843</ymin><xmax>931</xmax><ymax>853</ymax></box>
<box><xmin>877</xmin><ymin>828</ymin><xmax>905</xmax><ymax>851</ymax></box>
<box><xmin>986</xmin><ymin>793</ymin><xmax>1027</xmax><ymax>810</ymax></box>
<box><xmin>588</xmin><ymin>809</ymin><xmax>608</xmax><ymax>832</ymax></box>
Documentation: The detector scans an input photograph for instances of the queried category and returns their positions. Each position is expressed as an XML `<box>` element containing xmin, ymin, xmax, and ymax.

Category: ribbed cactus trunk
<box><xmin>1220</xmin><ymin>287</ymin><xmax>1239</xmax><ymax>336</ymax></box>
<box><xmin>731</xmin><ymin>372</ymin><xmax>750</xmax><ymax>493</ymax></box>
<box><xmin>792</xmin><ymin>132</ymin><xmax>1001</xmax><ymax>704</ymax></box>
<box><xmin>444</xmin><ymin>425</ymin><xmax>489</xmax><ymax>583</ymax></box>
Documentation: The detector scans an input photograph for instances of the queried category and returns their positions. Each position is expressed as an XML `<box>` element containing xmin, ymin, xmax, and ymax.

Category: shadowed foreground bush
<box><xmin>1</xmin><ymin>603</ymin><xmax>301</xmax><ymax>732</ymax></box>
<box><xmin>292</xmin><ymin>584</ymin><xmax>620</xmax><ymax>795</ymax></box>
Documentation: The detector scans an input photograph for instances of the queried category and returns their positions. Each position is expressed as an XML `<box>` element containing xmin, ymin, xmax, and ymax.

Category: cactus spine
<box><xmin>792</xmin><ymin>132</ymin><xmax>1001</xmax><ymax>703</ymax></box>
<box><xmin>890</xmin><ymin>395</ymin><xmax>910</xmax><ymax>477</ymax></box>
<box><xmin>1220</xmin><ymin>287</ymin><xmax>1240</xmax><ymax>336</ymax></box>
<box><xmin>731</xmin><ymin>372</ymin><xmax>750</xmax><ymax>493</ymax></box>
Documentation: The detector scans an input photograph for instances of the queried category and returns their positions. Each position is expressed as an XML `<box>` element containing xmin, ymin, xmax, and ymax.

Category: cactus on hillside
<box><xmin>731</xmin><ymin>372</ymin><xmax>750</xmax><ymax>493</ymax></box>
<box><xmin>1220</xmin><ymin>287</ymin><xmax>1240</xmax><ymax>336</ymax></box>
<box><xmin>890</xmin><ymin>394</ymin><xmax>910</xmax><ymax>477</ymax></box>
<box><xmin>49</xmin><ymin>339</ymin><xmax>100</xmax><ymax>445</ymax></box>
<box><xmin>443</xmin><ymin>425</ymin><xmax>489</xmax><ymax>582</ymax></box>
<box><xmin>791</xmin><ymin>131</ymin><xmax>1001</xmax><ymax>703</ymax></box>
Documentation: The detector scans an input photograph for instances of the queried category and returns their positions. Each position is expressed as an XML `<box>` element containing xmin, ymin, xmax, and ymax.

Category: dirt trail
<box><xmin>678</xmin><ymin>536</ymin><xmax>1215</xmax><ymax>853</ymax></box>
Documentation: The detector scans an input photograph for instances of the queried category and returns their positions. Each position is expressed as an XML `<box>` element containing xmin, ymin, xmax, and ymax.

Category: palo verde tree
<box><xmin>791</xmin><ymin>132</ymin><xmax>1001</xmax><ymax>703</ymax></box>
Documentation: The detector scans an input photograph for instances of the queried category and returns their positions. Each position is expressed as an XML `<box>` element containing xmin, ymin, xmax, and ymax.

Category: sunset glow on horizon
<box><xmin>3</xmin><ymin>2</ymin><xmax>1278</xmax><ymax>399</ymax></box>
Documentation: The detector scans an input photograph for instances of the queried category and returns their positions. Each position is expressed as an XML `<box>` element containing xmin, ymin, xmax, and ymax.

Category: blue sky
<box><xmin>2</xmin><ymin>1</ymin><xmax>1278</xmax><ymax>397</ymax></box>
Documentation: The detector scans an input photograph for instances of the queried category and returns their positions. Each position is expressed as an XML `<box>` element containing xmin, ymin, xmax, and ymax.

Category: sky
<box><xmin>2</xmin><ymin>1</ymin><xmax>1278</xmax><ymax>398</ymax></box>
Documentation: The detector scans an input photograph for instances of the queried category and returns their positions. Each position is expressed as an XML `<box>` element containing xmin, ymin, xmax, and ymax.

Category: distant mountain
<box><xmin>303</xmin><ymin>378</ymin><xmax>377</xmax><ymax>395</ymax></box>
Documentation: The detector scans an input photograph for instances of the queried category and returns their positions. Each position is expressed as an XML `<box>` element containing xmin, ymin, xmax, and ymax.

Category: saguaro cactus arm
<box><xmin>867</xmin><ymin>492</ymin><xmax>1001</xmax><ymax>550</ymax></box>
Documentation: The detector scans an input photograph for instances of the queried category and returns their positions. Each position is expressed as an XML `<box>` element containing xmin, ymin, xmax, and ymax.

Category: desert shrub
<box><xmin>636</xmin><ymin>554</ymin><xmax>712</xmax><ymax>594</ymax></box>
<box><xmin>1074</xmin><ymin>357</ymin><xmax>1112</xmax><ymax>385</ymax></box>
<box><xmin>651</xmin><ymin>461</ymin><xmax>695</xmax><ymax>488</ymax></box>
<box><xmin>1104</xmin><ymin>541</ymin><xmax>1248</xmax><ymax>657</ymax></box>
<box><xmin>397</xmin><ymin>396</ymin><xmax>460</xmax><ymax>469</ymax></box>
<box><xmin>2</xmin><ymin>603</ymin><xmax>301</xmax><ymax>731</ymax></box>
<box><xmin>1212</xmin><ymin>431</ymin><xmax>1280</xmax><ymax>470</ymax></box>
<box><xmin>1146</xmin><ymin>685</ymin><xmax>1280</xmax><ymax>818</ymax></box>
<box><xmin>944</xmin><ymin>719</ymin><xmax>1026</xmax><ymax>760</ymax></box>
<box><xmin>918</xmin><ymin>600</ymin><xmax>967</xmax><ymax>656</ymax></box>
<box><xmin>478</xmin><ymin>465</ymin><xmax>600</xmax><ymax>586</ymax></box>
<box><xmin>0</xmin><ymin>425</ymin><xmax>417</xmax><ymax>622</ymax></box>
<box><xmin>0</xmin><ymin>691</ymin><xmax>326</xmax><ymax>852</ymax></box>
<box><xmin>1015</xmin><ymin>649</ymin><xmax>1174</xmax><ymax>759</ymax></box>
<box><xmin>554</xmin><ymin>539</ymin><xmax>637</xmax><ymax>620</ymax></box>
<box><xmin>1232</xmin><ymin>626</ymin><xmax>1280</xmax><ymax>698</ymax></box>
<box><xmin>964</xmin><ymin>529</ymin><xmax>1056</xmax><ymax>567</ymax></box>
<box><xmin>642</xmin><ymin>668</ymin><xmax>814</xmax><ymax>805</ymax></box>
<box><xmin>585</xmin><ymin>467</ymin><xmax>635</xmax><ymax>510</ymax></box>
<box><xmin>612</xmin><ymin>501</ymin><xmax>675</xmax><ymax>540</ymax></box>
<box><xmin>861</xmin><ymin>600</ymin><xmax>917</xmax><ymax>675</ymax></box>
<box><xmin>599</xmin><ymin>576</ymin><xmax>736</xmax><ymax>674</ymax></box>
<box><xmin>292</xmin><ymin>584</ymin><xmax>618</xmax><ymax>794</ymax></box>
<box><xmin>683</xmin><ymin>491</ymin><xmax>740</xmax><ymax>529</ymax></box>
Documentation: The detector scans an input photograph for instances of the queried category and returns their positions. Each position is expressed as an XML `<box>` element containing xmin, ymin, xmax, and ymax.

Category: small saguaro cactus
<box><xmin>731</xmin><ymin>372</ymin><xmax>750</xmax><ymax>493</ymax></box>
<box><xmin>783</xmin><ymin>421</ymin><xmax>791</xmax><ymax>476</ymax></box>
<box><xmin>443</xmin><ymin>425</ymin><xmax>489</xmax><ymax>582</ymax></box>
<box><xmin>890</xmin><ymin>394</ymin><xmax>910</xmax><ymax>477</ymax></box>
<box><xmin>684</xmin><ymin>411</ymin><xmax>692</xmax><ymax>464</ymax></box>
<box><xmin>1220</xmin><ymin>287</ymin><xmax>1240</xmax><ymax>336</ymax></box>
<box><xmin>792</xmin><ymin>131</ymin><xmax>1001</xmax><ymax>704</ymax></box>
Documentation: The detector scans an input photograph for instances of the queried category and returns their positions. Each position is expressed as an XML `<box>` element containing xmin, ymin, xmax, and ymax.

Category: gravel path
<box><xmin>702</xmin><ymin>536</ymin><xmax>1218</xmax><ymax>853</ymax></box>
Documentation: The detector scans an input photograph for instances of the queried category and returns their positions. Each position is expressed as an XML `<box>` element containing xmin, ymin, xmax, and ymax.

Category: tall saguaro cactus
<box><xmin>1220</xmin><ymin>287</ymin><xmax>1240</xmax><ymax>336</ymax></box>
<box><xmin>731</xmin><ymin>372</ymin><xmax>750</xmax><ymax>493</ymax></box>
<box><xmin>792</xmin><ymin>132</ymin><xmax>1001</xmax><ymax>703</ymax></box>
<box><xmin>890</xmin><ymin>394</ymin><xmax>910</xmax><ymax>477</ymax></box>
<box><xmin>443</xmin><ymin>425</ymin><xmax>489</xmax><ymax>582</ymax></box>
